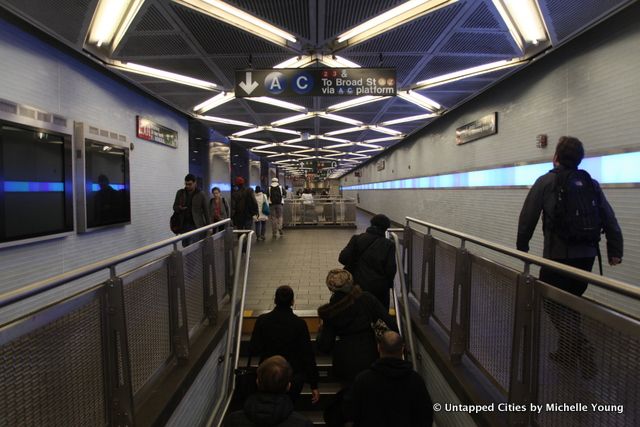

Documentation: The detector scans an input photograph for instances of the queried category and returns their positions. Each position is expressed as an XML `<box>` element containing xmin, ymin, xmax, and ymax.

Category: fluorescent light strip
<box><xmin>279</xmin><ymin>144</ymin><xmax>308</xmax><ymax>149</ymax></box>
<box><xmin>194</xmin><ymin>92</ymin><xmax>235</xmax><ymax>113</ymax></box>
<box><xmin>368</xmin><ymin>126</ymin><xmax>403</xmax><ymax>136</ymax></box>
<box><xmin>336</xmin><ymin>0</ymin><xmax>457</xmax><ymax>46</ymax></box>
<box><xmin>246</xmin><ymin>97</ymin><xmax>307</xmax><ymax>112</ymax></box>
<box><xmin>109</xmin><ymin>61</ymin><xmax>218</xmax><ymax>91</ymax></box>
<box><xmin>325</xmin><ymin>126</ymin><xmax>367</xmax><ymax>136</ymax></box>
<box><xmin>325</xmin><ymin>143</ymin><xmax>354</xmax><ymax>149</ymax></box>
<box><xmin>318</xmin><ymin>136</ymin><xmax>351</xmax><ymax>143</ymax></box>
<box><xmin>264</xmin><ymin>127</ymin><xmax>301</xmax><ymax>136</ymax></box>
<box><xmin>232</xmin><ymin>127</ymin><xmax>263</xmax><ymax>137</ymax></box>
<box><xmin>356</xmin><ymin>148</ymin><xmax>385</xmax><ymax>154</ymax></box>
<box><xmin>254</xmin><ymin>150</ymin><xmax>279</xmax><ymax>155</ymax></box>
<box><xmin>250</xmin><ymin>143</ymin><xmax>276</xmax><ymax>150</ymax></box>
<box><xmin>397</xmin><ymin>91</ymin><xmax>441</xmax><ymax>111</ymax></box>
<box><xmin>87</xmin><ymin>0</ymin><xmax>145</xmax><ymax>50</ymax></box>
<box><xmin>363</xmin><ymin>136</ymin><xmax>404</xmax><ymax>143</ymax></box>
<box><xmin>174</xmin><ymin>0</ymin><xmax>296</xmax><ymax>46</ymax></box>
<box><xmin>379</xmin><ymin>113</ymin><xmax>438</xmax><ymax>126</ymax></box>
<box><xmin>319</xmin><ymin>55</ymin><xmax>361</xmax><ymax>68</ymax></box>
<box><xmin>317</xmin><ymin>113</ymin><xmax>364</xmax><ymax>126</ymax></box>
<box><xmin>356</xmin><ymin>143</ymin><xmax>383</xmax><ymax>149</ymax></box>
<box><xmin>271</xmin><ymin>113</ymin><xmax>314</xmax><ymax>127</ymax></box>
<box><xmin>342</xmin><ymin>152</ymin><xmax>640</xmax><ymax>190</ymax></box>
<box><xmin>327</xmin><ymin>96</ymin><xmax>388</xmax><ymax>113</ymax></box>
<box><xmin>414</xmin><ymin>59</ymin><xmax>525</xmax><ymax>89</ymax></box>
<box><xmin>210</xmin><ymin>182</ymin><xmax>231</xmax><ymax>192</ymax></box>
<box><xmin>491</xmin><ymin>0</ymin><xmax>548</xmax><ymax>50</ymax></box>
<box><xmin>229</xmin><ymin>137</ymin><xmax>269</xmax><ymax>144</ymax></box>
<box><xmin>273</xmin><ymin>55</ymin><xmax>314</xmax><ymax>69</ymax></box>
<box><xmin>197</xmin><ymin>114</ymin><xmax>254</xmax><ymax>127</ymax></box>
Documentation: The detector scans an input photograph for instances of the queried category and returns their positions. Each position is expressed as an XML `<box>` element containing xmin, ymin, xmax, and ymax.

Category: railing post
<box><xmin>168</xmin><ymin>250</ymin><xmax>190</xmax><ymax>361</ymax></box>
<box><xmin>404</xmin><ymin>225</ymin><xmax>413</xmax><ymax>293</ymax></box>
<box><xmin>508</xmin><ymin>271</ymin><xmax>536</xmax><ymax>426</ymax></box>
<box><xmin>203</xmin><ymin>236</ymin><xmax>218</xmax><ymax>325</ymax></box>
<box><xmin>421</xmin><ymin>234</ymin><xmax>435</xmax><ymax>321</ymax></box>
<box><xmin>102</xmin><ymin>277</ymin><xmax>135</xmax><ymax>426</ymax></box>
<box><xmin>224</xmin><ymin>226</ymin><xmax>234</xmax><ymax>294</ymax></box>
<box><xmin>449</xmin><ymin>246</ymin><xmax>471</xmax><ymax>364</ymax></box>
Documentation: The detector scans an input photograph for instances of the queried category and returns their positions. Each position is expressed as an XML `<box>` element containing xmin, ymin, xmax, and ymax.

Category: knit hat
<box><xmin>370</xmin><ymin>214</ymin><xmax>391</xmax><ymax>231</ymax></box>
<box><xmin>234</xmin><ymin>176</ymin><xmax>245</xmax><ymax>186</ymax></box>
<box><xmin>271</xmin><ymin>177</ymin><xmax>279</xmax><ymax>183</ymax></box>
<box><xmin>326</xmin><ymin>269</ymin><xmax>353</xmax><ymax>293</ymax></box>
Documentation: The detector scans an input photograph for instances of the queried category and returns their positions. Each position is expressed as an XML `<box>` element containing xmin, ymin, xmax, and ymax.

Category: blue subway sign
<box><xmin>234</xmin><ymin>68</ymin><xmax>396</xmax><ymax>97</ymax></box>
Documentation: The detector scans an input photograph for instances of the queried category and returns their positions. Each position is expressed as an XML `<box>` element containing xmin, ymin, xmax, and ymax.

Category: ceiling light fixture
<box><xmin>317</xmin><ymin>113</ymin><xmax>364</xmax><ymax>126</ymax></box>
<box><xmin>270</xmin><ymin>113</ymin><xmax>315</xmax><ymax>127</ymax></box>
<box><xmin>356</xmin><ymin>142</ymin><xmax>384</xmax><ymax>149</ymax></box>
<box><xmin>397</xmin><ymin>91</ymin><xmax>442</xmax><ymax>111</ymax></box>
<box><xmin>108</xmin><ymin>61</ymin><xmax>218</xmax><ymax>91</ymax></box>
<box><xmin>232</xmin><ymin>127</ymin><xmax>264</xmax><ymax>137</ymax></box>
<box><xmin>264</xmin><ymin>127</ymin><xmax>301</xmax><ymax>136</ymax></box>
<box><xmin>413</xmin><ymin>58</ymin><xmax>526</xmax><ymax>90</ymax></box>
<box><xmin>273</xmin><ymin>55</ymin><xmax>315</xmax><ymax>69</ymax></box>
<box><xmin>368</xmin><ymin>125</ymin><xmax>403</xmax><ymax>136</ymax></box>
<box><xmin>326</xmin><ymin>96</ymin><xmax>388</xmax><ymax>112</ymax></box>
<box><xmin>87</xmin><ymin>0</ymin><xmax>146</xmax><ymax>51</ymax></box>
<box><xmin>319</xmin><ymin>55</ymin><xmax>361</xmax><ymax>68</ymax></box>
<box><xmin>324</xmin><ymin>142</ymin><xmax>354</xmax><ymax>149</ymax></box>
<box><xmin>336</xmin><ymin>0</ymin><xmax>458</xmax><ymax>46</ymax></box>
<box><xmin>173</xmin><ymin>0</ymin><xmax>298</xmax><ymax>48</ymax></box>
<box><xmin>228</xmin><ymin>137</ymin><xmax>269</xmax><ymax>144</ymax></box>
<box><xmin>325</xmin><ymin>126</ymin><xmax>368</xmax><ymax>136</ymax></box>
<box><xmin>491</xmin><ymin>0</ymin><xmax>549</xmax><ymax>51</ymax></box>
<box><xmin>317</xmin><ymin>136</ymin><xmax>351</xmax><ymax>143</ymax></box>
<box><xmin>379</xmin><ymin>113</ymin><xmax>438</xmax><ymax>126</ymax></box>
<box><xmin>196</xmin><ymin>114</ymin><xmax>254</xmax><ymax>127</ymax></box>
<box><xmin>193</xmin><ymin>92</ymin><xmax>235</xmax><ymax>113</ymax></box>
<box><xmin>246</xmin><ymin>97</ymin><xmax>308</xmax><ymax>112</ymax></box>
<box><xmin>363</xmin><ymin>136</ymin><xmax>405</xmax><ymax>143</ymax></box>
<box><xmin>356</xmin><ymin>148</ymin><xmax>385</xmax><ymax>153</ymax></box>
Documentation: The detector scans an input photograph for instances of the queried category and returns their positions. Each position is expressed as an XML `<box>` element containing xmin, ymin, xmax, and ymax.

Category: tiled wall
<box><xmin>0</xmin><ymin>18</ymin><xmax>189</xmax><ymax>308</ymax></box>
<box><xmin>342</xmin><ymin>7</ymin><xmax>640</xmax><ymax>310</ymax></box>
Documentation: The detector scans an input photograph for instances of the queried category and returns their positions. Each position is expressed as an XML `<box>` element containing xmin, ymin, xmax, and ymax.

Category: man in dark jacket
<box><xmin>517</xmin><ymin>136</ymin><xmax>623</xmax><ymax>378</ymax></box>
<box><xmin>173</xmin><ymin>173</ymin><xmax>211</xmax><ymax>247</ymax></box>
<box><xmin>339</xmin><ymin>214</ymin><xmax>397</xmax><ymax>310</ymax></box>
<box><xmin>231</xmin><ymin>176</ymin><xmax>258</xmax><ymax>230</ymax></box>
<box><xmin>345</xmin><ymin>331</ymin><xmax>433</xmax><ymax>427</ymax></box>
<box><xmin>225</xmin><ymin>356</ymin><xmax>313</xmax><ymax>427</ymax></box>
<box><xmin>250</xmin><ymin>286</ymin><xmax>319</xmax><ymax>404</ymax></box>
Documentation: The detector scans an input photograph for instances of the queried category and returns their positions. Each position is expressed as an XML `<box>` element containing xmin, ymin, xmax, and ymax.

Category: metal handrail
<box><xmin>0</xmin><ymin>219</ymin><xmax>232</xmax><ymax>309</ymax></box>
<box><xmin>207</xmin><ymin>229</ymin><xmax>254</xmax><ymax>427</ymax></box>
<box><xmin>405</xmin><ymin>216</ymin><xmax>640</xmax><ymax>299</ymax></box>
<box><xmin>388</xmin><ymin>230</ymin><xmax>418</xmax><ymax>370</ymax></box>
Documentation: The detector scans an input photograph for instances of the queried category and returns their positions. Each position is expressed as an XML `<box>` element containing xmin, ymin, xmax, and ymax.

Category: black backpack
<box><xmin>268</xmin><ymin>185</ymin><xmax>283</xmax><ymax>204</ymax></box>
<box><xmin>552</xmin><ymin>169</ymin><xmax>602</xmax><ymax>245</ymax></box>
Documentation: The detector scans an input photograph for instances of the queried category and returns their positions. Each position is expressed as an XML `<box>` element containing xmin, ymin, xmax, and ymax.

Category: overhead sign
<box><xmin>136</xmin><ymin>116</ymin><xmax>178</xmax><ymax>148</ymax></box>
<box><xmin>456</xmin><ymin>112</ymin><xmax>497</xmax><ymax>145</ymax></box>
<box><xmin>235</xmin><ymin>68</ymin><xmax>396</xmax><ymax>97</ymax></box>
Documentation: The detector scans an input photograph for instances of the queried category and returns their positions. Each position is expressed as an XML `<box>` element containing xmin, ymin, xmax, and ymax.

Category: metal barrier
<box><xmin>283</xmin><ymin>197</ymin><xmax>356</xmax><ymax>227</ymax></box>
<box><xmin>0</xmin><ymin>219</ymin><xmax>249</xmax><ymax>426</ymax></box>
<box><xmin>400</xmin><ymin>217</ymin><xmax>639</xmax><ymax>426</ymax></box>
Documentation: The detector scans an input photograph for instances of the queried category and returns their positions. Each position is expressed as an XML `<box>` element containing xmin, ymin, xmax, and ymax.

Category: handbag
<box><xmin>170</xmin><ymin>211</ymin><xmax>183</xmax><ymax>234</ymax></box>
<box><xmin>230</xmin><ymin>355</ymin><xmax>258</xmax><ymax>410</ymax></box>
<box><xmin>261</xmin><ymin>196</ymin><xmax>270</xmax><ymax>216</ymax></box>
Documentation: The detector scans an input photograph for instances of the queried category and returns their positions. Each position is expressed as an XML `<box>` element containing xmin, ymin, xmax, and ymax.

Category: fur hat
<box><xmin>234</xmin><ymin>176</ymin><xmax>245</xmax><ymax>186</ymax></box>
<box><xmin>370</xmin><ymin>214</ymin><xmax>391</xmax><ymax>230</ymax></box>
<box><xmin>326</xmin><ymin>269</ymin><xmax>353</xmax><ymax>293</ymax></box>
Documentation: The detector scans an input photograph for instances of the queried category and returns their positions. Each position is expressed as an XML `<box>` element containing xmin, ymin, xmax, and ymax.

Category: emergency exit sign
<box><xmin>234</xmin><ymin>68</ymin><xmax>396</xmax><ymax>97</ymax></box>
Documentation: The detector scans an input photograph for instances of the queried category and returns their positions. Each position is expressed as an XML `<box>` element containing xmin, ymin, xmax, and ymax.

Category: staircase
<box><xmin>229</xmin><ymin>311</ymin><xmax>340</xmax><ymax>426</ymax></box>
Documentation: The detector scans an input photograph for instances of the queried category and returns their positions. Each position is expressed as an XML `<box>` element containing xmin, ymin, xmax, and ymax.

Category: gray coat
<box><xmin>517</xmin><ymin>166</ymin><xmax>623</xmax><ymax>260</ymax></box>
<box><xmin>173</xmin><ymin>188</ymin><xmax>211</xmax><ymax>228</ymax></box>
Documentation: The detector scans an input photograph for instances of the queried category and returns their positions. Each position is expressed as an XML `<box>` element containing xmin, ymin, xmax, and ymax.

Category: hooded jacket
<box><xmin>345</xmin><ymin>357</ymin><xmax>433</xmax><ymax>427</ymax></box>
<box><xmin>225</xmin><ymin>393</ymin><xmax>312</xmax><ymax>427</ymax></box>
<box><xmin>338</xmin><ymin>226</ymin><xmax>397</xmax><ymax>308</ymax></box>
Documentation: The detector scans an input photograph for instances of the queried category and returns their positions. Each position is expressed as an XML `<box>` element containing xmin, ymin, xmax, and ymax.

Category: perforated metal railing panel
<box><xmin>184</xmin><ymin>245</ymin><xmax>205</xmax><ymax>337</ymax></box>
<box><xmin>411</xmin><ymin>231</ymin><xmax>425</xmax><ymax>298</ymax></box>
<box><xmin>0</xmin><ymin>297</ymin><xmax>106</xmax><ymax>426</ymax></box>
<box><xmin>122</xmin><ymin>260</ymin><xmax>172</xmax><ymax>395</ymax></box>
<box><xmin>536</xmin><ymin>283</ymin><xmax>640</xmax><ymax>426</ymax></box>
<box><xmin>468</xmin><ymin>255</ymin><xmax>517</xmax><ymax>393</ymax></box>
<box><xmin>213</xmin><ymin>235</ymin><xmax>227</xmax><ymax>307</ymax></box>
<box><xmin>433</xmin><ymin>240</ymin><xmax>457</xmax><ymax>333</ymax></box>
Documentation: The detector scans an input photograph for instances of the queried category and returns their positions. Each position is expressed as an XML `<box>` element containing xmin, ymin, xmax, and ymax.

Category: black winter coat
<box><xmin>339</xmin><ymin>226</ymin><xmax>397</xmax><ymax>309</ymax></box>
<box><xmin>231</xmin><ymin>186</ymin><xmax>259</xmax><ymax>227</ymax></box>
<box><xmin>249</xmin><ymin>306</ymin><xmax>319</xmax><ymax>389</ymax></box>
<box><xmin>317</xmin><ymin>286</ymin><xmax>397</xmax><ymax>382</ymax></box>
<box><xmin>225</xmin><ymin>393</ymin><xmax>313</xmax><ymax>427</ymax></box>
<box><xmin>345</xmin><ymin>357</ymin><xmax>433</xmax><ymax>427</ymax></box>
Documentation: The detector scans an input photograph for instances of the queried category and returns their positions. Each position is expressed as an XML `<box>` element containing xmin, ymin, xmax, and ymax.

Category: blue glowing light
<box><xmin>341</xmin><ymin>152</ymin><xmax>639</xmax><ymax>191</ymax></box>
<box><xmin>90</xmin><ymin>183</ymin><xmax>126</xmax><ymax>192</ymax></box>
<box><xmin>4</xmin><ymin>181</ymin><xmax>65</xmax><ymax>192</ymax></box>
<box><xmin>210</xmin><ymin>182</ymin><xmax>232</xmax><ymax>192</ymax></box>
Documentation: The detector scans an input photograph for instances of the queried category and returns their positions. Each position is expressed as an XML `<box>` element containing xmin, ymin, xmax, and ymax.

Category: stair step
<box><xmin>298</xmin><ymin>410</ymin><xmax>326</xmax><ymax>426</ymax></box>
<box><xmin>296</xmin><ymin>382</ymin><xmax>343</xmax><ymax>412</ymax></box>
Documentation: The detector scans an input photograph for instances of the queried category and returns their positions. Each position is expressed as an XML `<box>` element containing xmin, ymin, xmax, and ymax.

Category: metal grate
<box><xmin>462</xmin><ymin>0</ymin><xmax>502</xmax><ymax>29</ymax></box>
<box><xmin>0</xmin><ymin>298</ymin><xmax>106</xmax><ymax>426</ymax></box>
<box><xmin>135</xmin><ymin>4</ymin><xmax>174</xmax><ymax>31</ymax></box>
<box><xmin>122</xmin><ymin>262</ymin><xmax>172</xmax><ymax>395</ymax></box>
<box><xmin>213</xmin><ymin>235</ymin><xmax>227</xmax><ymax>306</ymax></box>
<box><xmin>227</xmin><ymin>0</ymin><xmax>311</xmax><ymax>40</ymax></box>
<box><xmin>411</xmin><ymin>231</ymin><xmax>425</xmax><ymax>298</ymax></box>
<box><xmin>441</xmin><ymin>32</ymin><xmax>519</xmax><ymax>55</ymax></box>
<box><xmin>433</xmin><ymin>240</ymin><xmax>456</xmax><ymax>332</ymax></box>
<box><xmin>118</xmin><ymin>34</ymin><xmax>195</xmax><ymax>56</ymax></box>
<box><xmin>184</xmin><ymin>245</ymin><xmax>205</xmax><ymax>336</ymax></box>
<box><xmin>468</xmin><ymin>256</ymin><xmax>517</xmax><ymax>392</ymax></box>
<box><xmin>536</xmin><ymin>287</ymin><xmax>640</xmax><ymax>426</ymax></box>
<box><xmin>414</xmin><ymin>54</ymin><xmax>509</xmax><ymax>82</ymax></box>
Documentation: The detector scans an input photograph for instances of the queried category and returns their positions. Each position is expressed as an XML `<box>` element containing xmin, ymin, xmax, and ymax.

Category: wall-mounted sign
<box><xmin>456</xmin><ymin>112</ymin><xmax>497</xmax><ymax>145</ymax></box>
<box><xmin>376</xmin><ymin>160</ymin><xmax>385</xmax><ymax>171</ymax></box>
<box><xmin>136</xmin><ymin>116</ymin><xmax>178</xmax><ymax>148</ymax></box>
<box><xmin>235</xmin><ymin>68</ymin><xmax>396</xmax><ymax>98</ymax></box>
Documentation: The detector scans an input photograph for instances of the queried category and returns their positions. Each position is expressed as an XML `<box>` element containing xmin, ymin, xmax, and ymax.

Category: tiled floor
<box><xmin>244</xmin><ymin>210</ymin><xmax>371</xmax><ymax>311</ymax></box>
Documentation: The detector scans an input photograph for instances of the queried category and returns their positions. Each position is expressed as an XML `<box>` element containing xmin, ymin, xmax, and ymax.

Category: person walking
<box><xmin>209</xmin><ymin>186</ymin><xmax>229</xmax><ymax>229</ymax></box>
<box><xmin>253</xmin><ymin>185</ymin><xmax>269</xmax><ymax>241</ymax></box>
<box><xmin>267</xmin><ymin>177</ymin><xmax>286</xmax><ymax>237</ymax></box>
<box><xmin>173</xmin><ymin>174</ymin><xmax>210</xmax><ymax>247</ymax></box>
<box><xmin>231</xmin><ymin>177</ymin><xmax>258</xmax><ymax>231</ymax></box>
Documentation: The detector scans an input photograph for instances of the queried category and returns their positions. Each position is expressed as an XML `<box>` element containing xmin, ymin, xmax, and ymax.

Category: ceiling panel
<box><xmin>413</xmin><ymin>54</ymin><xmax>509</xmax><ymax>82</ymax></box>
<box><xmin>226</xmin><ymin>0</ymin><xmax>311</xmax><ymax>41</ymax></box>
<box><xmin>118</xmin><ymin>33</ymin><xmax>195</xmax><ymax>56</ymax></box>
<box><xmin>135</xmin><ymin>4</ymin><xmax>175</xmax><ymax>31</ymax></box>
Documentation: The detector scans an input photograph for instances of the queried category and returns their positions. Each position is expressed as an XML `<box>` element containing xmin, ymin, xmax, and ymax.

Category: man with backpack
<box><xmin>231</xmin><ymin>176</ymin><xmax>258</xmax><ymax>230</ymax></box>
<box><xmin>517</xmin><ymin>136</ymin><xmax>623</xmax><ymax>378</ymax></box>
<box><xmin>267</xmin><ymin>177</ymin><xmax>286</xmax><ymax>238</ymax></box>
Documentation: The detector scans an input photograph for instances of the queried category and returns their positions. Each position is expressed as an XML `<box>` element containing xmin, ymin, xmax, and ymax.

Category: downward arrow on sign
<box><xmin>239</xmin><ymin>72</ymin><xmax>259</xmax><ymax>95</ymax></box>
